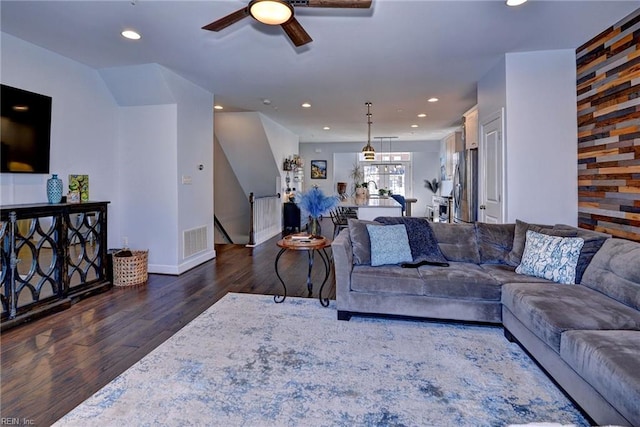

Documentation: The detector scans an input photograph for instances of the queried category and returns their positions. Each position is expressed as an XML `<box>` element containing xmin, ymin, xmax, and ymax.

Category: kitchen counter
<box><xmin>339</xmin><ymin>196</ymin><xmax>402</xmax><ymax>221</ymax></box>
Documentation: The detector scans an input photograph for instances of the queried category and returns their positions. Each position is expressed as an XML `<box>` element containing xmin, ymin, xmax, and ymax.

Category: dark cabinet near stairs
<box><xmin>285</xmin><ymin>202</ymin><xmax>313</xmax><ymax>233</ymax></box>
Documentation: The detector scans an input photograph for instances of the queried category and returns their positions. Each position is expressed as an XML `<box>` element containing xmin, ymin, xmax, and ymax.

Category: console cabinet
<box><xmin>0</xmin><ymin>201</ymin><xmax>111</xmax><ymax>330</ymax></box>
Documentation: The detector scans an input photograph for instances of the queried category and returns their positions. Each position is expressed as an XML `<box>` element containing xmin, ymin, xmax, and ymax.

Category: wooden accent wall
<box><xmin>576</xmin><ymin>8</ymin><xmax>640</xmax><ymax>242</ymax></box>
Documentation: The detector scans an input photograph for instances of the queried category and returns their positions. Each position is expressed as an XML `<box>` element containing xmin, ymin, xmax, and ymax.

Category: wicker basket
<box><xmin>113</xmin><ymin>250</ymin><xmax>148</xmax><ymax>287</ymax></box>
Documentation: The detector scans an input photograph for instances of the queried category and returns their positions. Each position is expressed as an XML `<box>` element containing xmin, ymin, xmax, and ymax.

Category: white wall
<box><xmin>215</xmin><ymin>112</ymin><xmax>283</xmax><ymax>198</ymax></box>
<box><xmin>505</xmin><ymin>50</ymin><xmax>577</xmax><ymax>225</ymax></box>
<box><xmin>106</xmin><ymin>64</ymin><xmax>216</xmax><ymax>273</ymax></box>
<box><xmin>477</xmin><ymin>51</ymin><xmax>578</xmax><ymax>226</ymax></box>
<box><xmin>478</xmin><ymin>56</ymin><xmax>507</xmax><ymax>128</ymax></box>
<box><xmin>262</xmin><ymin>114</ymin><xmax>300</xmax><ymax>196</ymax></box>
<box><xmin>118</xmin><ymin>105</ymin><xmax>179</xmax><ymax>269</ymax></box>
<box><xmin>0</xmin><ymin>33</ymin><xmax>121</xmax><ymax>242</ymax></box>
<box><xmin>164</xmin><ymin>69</ymin><xmax>215</xmax><ymax>271</ymax></box>
<box><xmin>2</xmin><ymin>34</ymin><xmax>216</xmax><ymax>274</ymax></box>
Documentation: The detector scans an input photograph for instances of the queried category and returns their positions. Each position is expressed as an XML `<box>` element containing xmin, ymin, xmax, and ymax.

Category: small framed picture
<box><xmin>310</xmin><ymin>160</ymin><xmax>327</xmax><ymax>179</ymax></box>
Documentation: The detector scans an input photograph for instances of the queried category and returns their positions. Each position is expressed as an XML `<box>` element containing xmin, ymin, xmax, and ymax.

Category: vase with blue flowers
<box><xmin>296</xmin><ymin>186</ymin><xmax>339</xmax><ymax>238</ymax></box>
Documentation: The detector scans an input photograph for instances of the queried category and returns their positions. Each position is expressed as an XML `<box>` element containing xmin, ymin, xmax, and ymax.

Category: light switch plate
<box><xmin>182</xmin><ymin>175</ymin><xmax>192</xmax><ymax>185</ymax></box>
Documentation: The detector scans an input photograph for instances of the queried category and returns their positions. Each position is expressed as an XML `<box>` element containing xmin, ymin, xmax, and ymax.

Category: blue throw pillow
<box><xmin>375</xmin><ymin>216</ymin><xmax>447</xmax><ymax>263</ymax></box>
<box><xmin>366</xmin><ymin>224</ymin><xmax>413</xmax><ymax>267</ymax></box>
<box><xmin>515</xmin><ymin>230</ymin><xmax>585</xmax><ymax>284</ymax></box>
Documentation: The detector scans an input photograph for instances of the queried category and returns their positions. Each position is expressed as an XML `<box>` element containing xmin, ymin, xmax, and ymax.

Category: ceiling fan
<box><xmin>202</xmin><ymin>0</ymin><xmax>372</xmax><ymax>47</ymax></box>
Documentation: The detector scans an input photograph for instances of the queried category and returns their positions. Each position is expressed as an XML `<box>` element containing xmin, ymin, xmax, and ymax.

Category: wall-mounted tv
<box><xmin>1</xmin><ymin>84</ymin><xmax>52</xmax><ymax>174</ymax></box>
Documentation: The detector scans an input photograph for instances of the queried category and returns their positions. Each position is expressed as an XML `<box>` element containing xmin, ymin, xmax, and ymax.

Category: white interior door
<box><xmin>479</xmin><ymin>110</ymin><xmax>504</xmax><ymax>224</ymax></box>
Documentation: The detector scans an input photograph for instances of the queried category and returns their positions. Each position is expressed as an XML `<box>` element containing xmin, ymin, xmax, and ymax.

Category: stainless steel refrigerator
<box><xmin>453</xmin><ymin>148</ymin><xmax>478</xmax><ymax>223</ymax></box>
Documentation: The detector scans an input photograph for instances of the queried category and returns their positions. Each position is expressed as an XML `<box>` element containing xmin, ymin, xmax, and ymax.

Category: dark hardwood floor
<box><xmin>0</xmin><ymin>225</ymin><xmax>336</xmax><ymax>426</ymax></box>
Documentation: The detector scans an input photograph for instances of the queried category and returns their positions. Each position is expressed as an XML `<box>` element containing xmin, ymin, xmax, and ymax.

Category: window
<box><xmin>358</xmin><ymin>152</ymin><xmax>411</xmax><ymax>196</ymax></box>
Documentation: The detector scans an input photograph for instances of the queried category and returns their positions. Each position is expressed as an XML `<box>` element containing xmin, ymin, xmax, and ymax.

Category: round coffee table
<box><xmin>274</xmin><ymin>234</ymin><xmax>332</xmax><ymax>307</ymax></box>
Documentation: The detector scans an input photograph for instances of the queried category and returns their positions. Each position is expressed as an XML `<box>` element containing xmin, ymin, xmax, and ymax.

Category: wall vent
<box><xmin>183</xmin><ymin>226</ymin><xmax>208</xmax><ymax>258</ymax></box>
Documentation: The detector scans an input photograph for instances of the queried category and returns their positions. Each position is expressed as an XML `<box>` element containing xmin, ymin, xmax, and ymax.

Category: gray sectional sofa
<box><xmin>331</xmin><ymin>218</ymin><xmax>640</xmax><ymax>426</ymax></box>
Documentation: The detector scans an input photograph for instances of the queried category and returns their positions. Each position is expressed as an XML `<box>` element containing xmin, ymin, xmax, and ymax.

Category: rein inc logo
<box><xmin>1</xmin><ymin>419</ymin><xmax>34</xmax><ymax>425</ymax></box>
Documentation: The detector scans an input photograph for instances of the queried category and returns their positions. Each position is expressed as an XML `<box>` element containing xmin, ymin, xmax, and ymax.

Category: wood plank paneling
<box><xmin>577</xmin><ymin>8</ymin><xmax>640</xmax><ymax>241</ymax></box>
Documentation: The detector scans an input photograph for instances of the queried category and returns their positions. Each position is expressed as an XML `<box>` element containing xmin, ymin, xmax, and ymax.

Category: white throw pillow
<box><xmin>515</xmin><ymin>230</ymin><xmax>584</xmax><ymax>284</ymax></box>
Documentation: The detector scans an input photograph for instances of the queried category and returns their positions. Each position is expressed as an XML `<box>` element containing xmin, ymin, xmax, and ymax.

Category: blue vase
<box><xmin>47</xmin><ymin>174</ymin><xmax>63</xmax><ymax>203</ymax></box>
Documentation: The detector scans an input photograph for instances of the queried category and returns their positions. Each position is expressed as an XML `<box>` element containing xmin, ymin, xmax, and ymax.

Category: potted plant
<box><xmin>349</xmin><ymin>162</ymin><xmax>364</xmax><ymax>196</ymax></box>
<box><xmin>355</xmin><ymin>182</ymin><xmax>368</xmax><ymax>197</ymax></box>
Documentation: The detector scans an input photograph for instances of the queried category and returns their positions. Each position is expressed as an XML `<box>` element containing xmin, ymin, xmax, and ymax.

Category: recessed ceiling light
<box><xmin>417</xmin><ymin>113</ymin><xmax>427</xmax><ymax>118</ymax></box>
<box><xmin>262</xmin><ymin>99</ymin><xmax>271</xmax><ymax>105</ymax></box>
<box><xmin>214</xmin><ymin>105</ymin><xmax>223</xmax><ymax>110</ymax></box>
<box><xmin>506</xmin><ymin>0</ymin><xmax>527</xmax><ymax>6</ymax></box>
<box><xmin>121</xmin><ymin>30</ymin><xmax>141</xmax><ymax>40</ymax></box>
<box><xmin>323</xmin><ymin>126</ymin><xmax>330</xmax><ymax>130</ymax></box>
<box><xmin>301</xmin><ymin>102</ymin><xmax>311</xmax><ymax>108</ymax></box>
<box><xmin>411</xmin><ymin>124</ymin><xmax>419</xmax><ymax>128</ymax></box>
<box><xmin>428</xmin><ymin>97</ymin><xmax>439</xmax><ymax>103</ymax></box>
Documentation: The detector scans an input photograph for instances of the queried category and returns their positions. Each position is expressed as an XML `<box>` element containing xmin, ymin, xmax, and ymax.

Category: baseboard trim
<box><xmin>148</xmin><ymin>250</ymin><xmax>216</xmax><ymax>275</ymax></box>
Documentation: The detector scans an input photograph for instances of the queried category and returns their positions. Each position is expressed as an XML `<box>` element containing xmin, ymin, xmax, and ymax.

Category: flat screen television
<box><xmin>1</xmin><ymin>84</ymin><xmax>52</xmax><ymax>174</ymax></box>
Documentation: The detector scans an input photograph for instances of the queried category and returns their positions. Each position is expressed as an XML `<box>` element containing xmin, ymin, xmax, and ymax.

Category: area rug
<box><xmin>54</xmin><ymin>293</ymin><xmax>588</xmax><ymax>426</ymax></box>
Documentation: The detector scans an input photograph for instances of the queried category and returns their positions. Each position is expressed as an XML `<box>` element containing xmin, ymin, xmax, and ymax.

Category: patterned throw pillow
<box><xmin>515</xmin><ymin>230</ymin><xmax>585</xmax><ymax>285</ymax></box>
<box><xmin>366</xmin><ymin>224</ymin><xmax>413</xmax><ymax>267</ymax></box>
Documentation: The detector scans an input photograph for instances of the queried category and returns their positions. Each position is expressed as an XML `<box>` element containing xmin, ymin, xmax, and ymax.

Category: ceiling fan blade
<box><xmin>281</xmin><ymin>17</ymin><xmax>313</xmax><ymax>47</ymax></box>
<box><xmin>202</xmin><ymin>7</ymin><xmax>249</xmax><ymax>32</ymax></box>
<box><xmin>306</xmin><ymin>0</ymin><xmax>372</xmax><ymax>8</ymax></box>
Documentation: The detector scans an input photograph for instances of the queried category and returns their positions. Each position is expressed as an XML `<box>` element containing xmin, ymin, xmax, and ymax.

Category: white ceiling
<box><xmin>1</xmin><ymin>0</ymin><xmax>638</xmax><ymax>143</ymax></box>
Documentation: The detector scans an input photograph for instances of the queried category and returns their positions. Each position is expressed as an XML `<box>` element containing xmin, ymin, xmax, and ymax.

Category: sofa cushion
<box><xmin>476</xmin><ymin>222</ymin><xmax>514</xmax><ymax>264</ymax></box>
<box><xmin>581</xmin><ymin>238</ymin><xmax>640</xmax><ymax>311</ymax></box>
<box><xmin>480</xmin><ymin>264</ymin><xmax>553</xmax><ymax>285</ymax></box>
<box><xmin>507</xmin><ymin>219</ymin><xmax>577</xmax><ymax>266</ymax></box>
<box><xmin>560</xmin><ymin>330</ymin><xmax>640</xmax><ymax>424</ymax></box>
<box><xmin>430</xmin><ymin>222</ymin><xmax>480</xmax><ymax>263</ymax></box>
<box><xmin>374</xmin><ymin>216</ymin><xmax>447</xmax><ymax>263</ymax></box>
<box><xmin>502</xmin><ymin>283</ymin><xmax>640</xmax><ymax>352</ymax></box>
<box><xmin>366</xmin><ymin>224</ymin><xmax>413</xmax><ymax>266</ymax></box>
<box><xmin>418</xmin><ymin>262</ymin><xmax>502</xmax><ymax>301</ymax></box>
<box><xmin>515</xmin><ymin>230</ymin><xmax>584</xmax><ymax>285</ymax></box>
<box><xmin>347</xmin><ymin>218</ymin><xmax>379</xmax><ymax>265</ymax></box>
<box><xmin>351</xmin><ymin>265</ymin><xmax>424</xmax><ymax>295</ymax></box>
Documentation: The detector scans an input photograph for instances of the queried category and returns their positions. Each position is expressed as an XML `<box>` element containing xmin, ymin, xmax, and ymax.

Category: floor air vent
<box><xmin>183</xmin><ymin>226</ymin><xmax>208</xmax><ymax>258</ymax></box>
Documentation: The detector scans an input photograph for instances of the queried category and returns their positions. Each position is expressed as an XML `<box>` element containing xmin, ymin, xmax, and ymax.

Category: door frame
<box><xmin>479</xmin><ymin>108</ymin><xmax>506</xmax><ymax>223</ymax></box>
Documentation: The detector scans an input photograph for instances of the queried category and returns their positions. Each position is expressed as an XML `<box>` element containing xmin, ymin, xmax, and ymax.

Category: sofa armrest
<box><xmin>331</xmin><ymin>228</ymin><xmax>353</xmax><ymax>310</ymax></box>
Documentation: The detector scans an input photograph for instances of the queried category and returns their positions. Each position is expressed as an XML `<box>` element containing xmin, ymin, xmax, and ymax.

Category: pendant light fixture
<box><xmin>362</xmin><ymin>102</ymin><xmax>375</xmax><ymax>161</ymax></box>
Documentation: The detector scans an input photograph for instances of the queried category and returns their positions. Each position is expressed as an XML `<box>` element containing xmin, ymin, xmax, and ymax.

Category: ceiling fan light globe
<box><xmin>249</xmin><ymin>0</ymin><xmax>293</xmax><ymax>25</ymax></box>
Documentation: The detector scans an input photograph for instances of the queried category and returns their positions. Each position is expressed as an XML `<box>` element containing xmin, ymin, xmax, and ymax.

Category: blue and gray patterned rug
<box><xmin>55</xmin><ymin>293</ymin><xmax>588</xmax><ymax>426</ymax></box>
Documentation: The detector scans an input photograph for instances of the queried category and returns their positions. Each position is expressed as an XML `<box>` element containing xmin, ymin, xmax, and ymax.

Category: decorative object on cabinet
<box><xmin>337</xmin><ymin>182</ymin><xmax>347</xmax><ymax>200</ymax></box>
<box><xmin>46</xmin><ymin>174</ymin><xmax>63</xmax><ymax>203</ymax></box>
<box><xmin>463</xmin><ymin>105</ymin><xmax>479</xmax><ymax>149</ymax></box>
<box><xmin>361</xmin><ymin>102</ymin><xmax>375</xmax><ymax>160</ymax></box>
<box><xmin>283</xmin><ymin>155</ymin><xmax>303</xmax><ymax>171</ymax></box>
<box><xmin>69</xmin><ymin>174</ymin><xmax>89</xmax><ymax>202</ymax></box>
<box><xmin>310</xmin><ymin>160</ymin><xmax>327</xmax><ymax>179</ymax></box>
